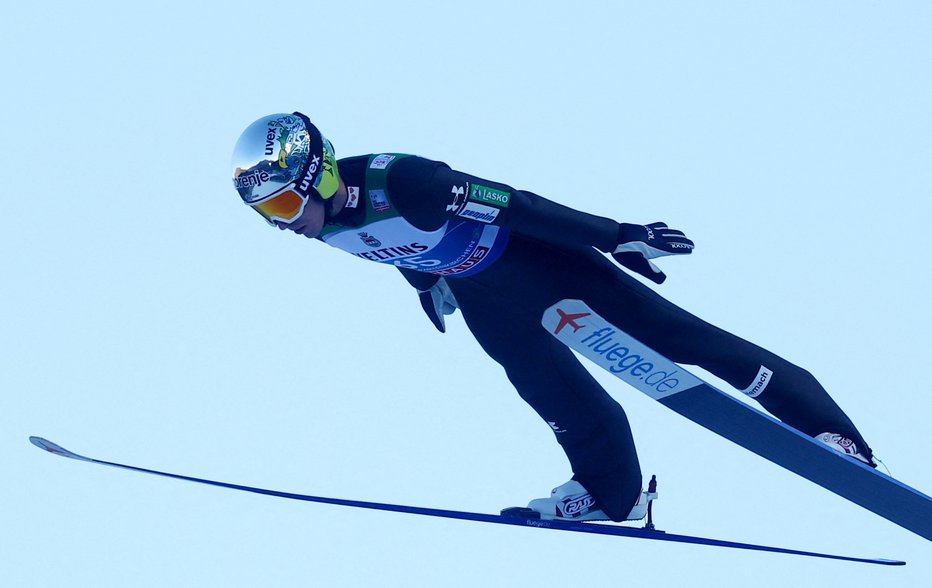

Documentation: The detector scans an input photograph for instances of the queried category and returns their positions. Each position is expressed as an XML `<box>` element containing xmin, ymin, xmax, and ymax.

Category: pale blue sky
<box><xmin>3</xmin><ymin>1</ymin><xmax>930</xmax><ymax>586</ymax></box>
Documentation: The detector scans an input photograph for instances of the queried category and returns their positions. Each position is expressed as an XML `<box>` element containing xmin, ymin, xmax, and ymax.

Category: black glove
<box><xmin>612</xmin><ymin>222</ymin><xmax>694</xmax><ymax>284</ymax></box>
<box><xmin>417</xmin><ymin>278</ymin><xmax>459</xmax><ymax>333</ymax></box>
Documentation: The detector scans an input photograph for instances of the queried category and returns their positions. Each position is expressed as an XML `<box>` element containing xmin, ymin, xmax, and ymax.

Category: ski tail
<box><xmin>30</xmin><ymin>437</ymin><xmax>904</xmax><ymax>566</ymax></box>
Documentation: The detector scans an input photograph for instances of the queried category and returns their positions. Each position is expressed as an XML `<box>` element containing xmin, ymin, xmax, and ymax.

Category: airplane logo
<box><xmin>553</xmin><ymin>308</ymin><xmax>591</xmax><ymax>335</ymax></box>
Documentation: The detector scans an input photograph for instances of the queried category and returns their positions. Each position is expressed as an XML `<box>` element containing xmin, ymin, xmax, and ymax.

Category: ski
<box><xmin>31</xmin><ymin>436</ymin><xmax>902</xmax><ymax>566</ymax></box>
<box><xmin>543</xmin><ymin>299</ymin><xmax>932</xmax><ymax>542</ymax></box>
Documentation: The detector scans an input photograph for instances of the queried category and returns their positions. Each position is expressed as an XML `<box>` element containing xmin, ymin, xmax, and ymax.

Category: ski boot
<box><xmin>816</xmin><ymin>432</ymin><xmax>877</xmax><ymax>467</ymax></box>
<box><xmin>502</xmin><ymin>479</ymin><xmax>655</xmax><ymax>522</ymax></box>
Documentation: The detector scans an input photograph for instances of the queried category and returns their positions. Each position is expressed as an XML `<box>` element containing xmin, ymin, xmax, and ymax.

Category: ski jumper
<box><xmin>320</xmin><ymin>154</ymin><xmax>871</xmax><ymax>521</ymax></box>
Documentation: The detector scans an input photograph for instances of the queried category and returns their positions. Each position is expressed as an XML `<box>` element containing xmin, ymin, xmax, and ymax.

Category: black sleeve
<box><xmin>397</xmin><ymin>266</ymin><xmax>440</xmax><ymax>291</ymax></box>
<box><xmin>387</xmin><ymin>156</ymin><xmax>620</xmax><ymax>253</ymax></box>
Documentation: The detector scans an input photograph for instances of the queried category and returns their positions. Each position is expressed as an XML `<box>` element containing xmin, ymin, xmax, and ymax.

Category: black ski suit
<box><xmin>321</xmin><ymin>154</ymin><xmax>871</xmax><ymax>521</ymax></box>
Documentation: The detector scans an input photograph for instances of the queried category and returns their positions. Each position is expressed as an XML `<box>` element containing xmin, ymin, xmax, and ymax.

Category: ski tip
<box><xmin>29</xmin><ymin>437</ymin><xmax>87</xmax><ymax>461</ymax></box>
<box><xmin>875</xmin><ymin>559</ymin><xmax>906</xmax><ymax>566</ymax></box>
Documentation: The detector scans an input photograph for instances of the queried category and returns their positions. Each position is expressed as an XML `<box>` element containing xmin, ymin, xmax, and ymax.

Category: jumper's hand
<box><xmin>417</xmin><ymin>278</ymin><xmax>459</xmax><ymax>333</ymax></box>
<box><xmin>612</xmin><ymin>222</ymin><xmax>694</xmax><ymax>284</ymax></box>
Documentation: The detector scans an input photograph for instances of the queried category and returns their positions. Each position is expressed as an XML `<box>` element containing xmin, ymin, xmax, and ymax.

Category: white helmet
<box><xmin>231</xmin><ymin>112</ymin><xmax>339</xmax><ymax>224</ymax></box>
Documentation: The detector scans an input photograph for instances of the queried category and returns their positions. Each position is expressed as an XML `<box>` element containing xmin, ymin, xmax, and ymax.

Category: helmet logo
<box><xmin>264</xmin><ymin>126</ymin><xmax>278</xmax><ymax>156</ymax></box>
<box><xmin>233</xmin><ymin>169</ymin><xmax>271</xmax><ymax>190</ymax></box>
<box><xmin>264</xmin><ymin>122</ymin><xmax>294</xmax><ymax>168</ymax></box>
<box><xmin>299</xmin><ymin>154</ymin><xmax>322</xmax><ymax>193</ymax></box>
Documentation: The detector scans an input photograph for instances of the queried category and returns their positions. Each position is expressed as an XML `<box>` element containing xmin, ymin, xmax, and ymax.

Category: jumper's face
<box><xmin>275</xmin><ymin>196</ymin><xmax>327</xmax><ymax>239</ymax></box>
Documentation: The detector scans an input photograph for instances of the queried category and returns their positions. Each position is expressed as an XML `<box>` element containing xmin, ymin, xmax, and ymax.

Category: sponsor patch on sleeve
<box><xmin>469</xmin><ymin>183</ymin><xmax>511</xmax><ymax>208</ymax></box>
<box><xmin>369</xmin><ymin>154</ymin><xmax>396</xmax><ymax>170</ymax></box>
<box><xmin>457</xmin><ymin>201</ymin><xmax>500</xmax><ymax>223</ymax></box>
<box><xmin>346</xmin><ymin>186</ymin><xmax>360</xmax><ymax>209</ymax></box>
<box><xmin>368</xmin><ymin>189</ymin><xmax>391</xmax><ymax>212</ymax></box>
<box><xmin>446</xmin><ymin>182</ymin><xmax>469</xmax><ymax>214</ymax></box>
